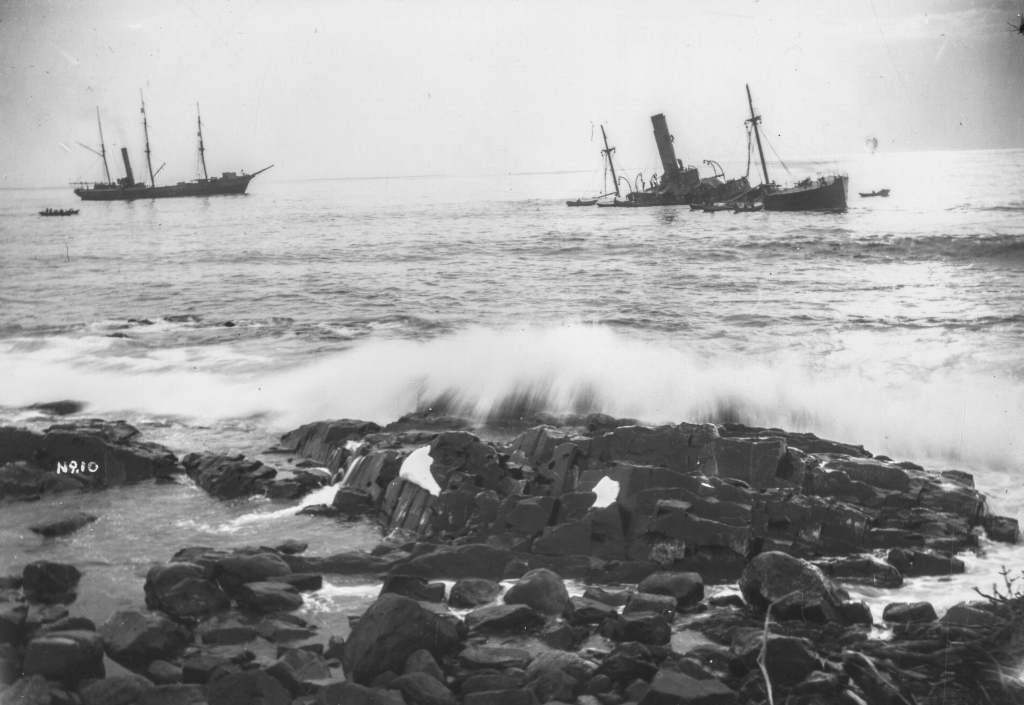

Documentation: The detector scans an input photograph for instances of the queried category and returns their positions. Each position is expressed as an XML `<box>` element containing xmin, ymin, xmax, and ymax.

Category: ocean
<box><xmin>1</xmin><ymin>148</ymin><xmax>1023</xmax><ymax>630</ymax></box>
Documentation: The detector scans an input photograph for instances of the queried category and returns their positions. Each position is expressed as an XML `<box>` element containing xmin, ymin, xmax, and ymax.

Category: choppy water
<box><xmin>1</xmin><ymin>148</ymin><xmax>1023</xmax><ymax>623</ymax></box>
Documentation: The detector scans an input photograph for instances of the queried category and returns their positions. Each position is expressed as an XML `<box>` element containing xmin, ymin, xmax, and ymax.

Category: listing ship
<box><xmin>744</xmin><ymin>84</ymin><xmax>848</xmax><ymax>212</ymax></box>
<box><xmin>72</xmin><ymin>94</ymin><xmax>272</xmax><ymax>201</ymax></box>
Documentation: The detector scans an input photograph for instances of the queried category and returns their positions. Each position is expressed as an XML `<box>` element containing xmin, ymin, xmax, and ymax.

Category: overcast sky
<box><xmin>2</xmin><ymin>0</ymin><xmax>1023</xmax><ymax>187</ymax></box>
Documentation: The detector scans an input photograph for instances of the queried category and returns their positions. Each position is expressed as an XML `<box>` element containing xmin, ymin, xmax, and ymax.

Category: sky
<box><xmin>1</xmin><ymin>0</ymin><xmax>1023</xmax><ymax>187</ymax></box>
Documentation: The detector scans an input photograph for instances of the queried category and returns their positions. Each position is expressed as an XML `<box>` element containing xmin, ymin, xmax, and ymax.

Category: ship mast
<box><xmin>197</xmin><ymin>104</ymin><xmax>208</xmax><ymax>180</ymax></box>
<box><xmin>141</xmin><ymin>90</ymin><xmax>155</xmax><ymax>188</ymax></box>
<box><xmin>96</xmin><ymin>108</ymin><xmax>112</xmax><ymax>184</ymax></box>
<box><xmin>745</xmin><ymin>84</ymin><xmax>770</xmax><ymax>186</ymax></box>
<box><xmin>601</xmin><ymin>125</ymin><xmax>620</xmax><ymax>197</ymax></box>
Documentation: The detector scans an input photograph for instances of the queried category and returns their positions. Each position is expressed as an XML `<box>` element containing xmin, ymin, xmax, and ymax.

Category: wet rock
<box><xmin>24</xmin><ymin>602</ymin><xmax>68</xmax><ymax>632</ymax></box>
<box><xmin>181</xmin><ymin>652</ymin><xmax>234</xmax><ymax>684</ymax></box>
<box><xmin>265</xmin><ymin>647</ymin><xmax>333</xmax><ymax>695</ymax></box>
<box><xmin>459</xmin><ymin>645</ymin><xmax>532</xmax><ymax>670</ymax></box>
<box><xmin>390</xmin><ymin>672</ymin><xmax>457</xmax><ymax>705</ymax></box>
<box><xmin>138</xmin><ymin>684</ymin><xmax>207</xmax><ymax>705</ymax></box>
<box><xmin>732</xmin><ymin>631</ymin><xmax>819</xmax><ymax>684</ymax></box>
<box><xmin>206</xmin><ymin>670</ymin><xmax>291</xmax><ymax>705</ymax></box>
<box><xmin>182</xmin><ymin>452</ymin><xmax>279</xmax><ymax>500</ymax></box>
<box><xmin>101</xmin><ymin>610</ymin><xmax>191</xmax><ymax>669</ymax></box>
<box><xmin>276</xmin><ymin>539</ymin><xmax>308</xmax><ymax>555</ymax></box>
<box><xmin>463</xmin><ymin>690</ymin><xmax>537</xmax><ymax>705</ymax></box>
<box><xmin>940</xmin><ymin>603</ymin><xmax>1001</xmax><ymax>627</ymax></box>
<box><xmin>503</xmin><ymin>568</ymin><xmax>569</xmax><ymax>616</ymax></box>
<box><xmin>257</xmin><ymin>617</ymin><xmax>316</xmax><ymax>642</ymax></box>
<box><xmin>23</xmin><ymin>629</ymin><xmax>105</xmax><ymax>681</ymax></box>
<box><xmin>380</xmin><ymin>575</ymin><xmax>446</xmax><ymax>603</ymax></box>
<box><xmin>984</xmin><ymin>515</ymin><xmax>1019</xmax><ymax>544</ymax></box>
<box><xmin>598</xmin><ymin>642</ymin><xmax>658</xmax><ymax>684</ymax></box>
<box><xmin>269</xmin><ymin>573</ymin><xmax>323</xmax><ymax>592</ymax></box>
<box><xmin>539</xmin><ymin>621</ymin><xmax>576</xmax><ymax>649</ymax></box>
<box><xmin>0</xmin><ymin>600</ymin><xmax>28</xmax><ymax>644</ymax></box>
<box><xmin>0</xmin><ymin>675</ymin><xmax>51</xmax><ymax>704</ymax></box>
<box><xmin>448</xmin><ymin>578</ymin><xmax>502</xmax><ymax>608</ymax></box>
<box><xmin>214</xmin><ymin>553</ymin><xmax>292</xmax><ymax>596</ymax></box>
<box><xmin>35</xmin><ymin>614</ymin><xmax>95</xmax><ymax>635</ymax></box>
<box><xmin>283</xmin><ymin>550</ymin><xmax>396</xmax><ymax>576</ymax></box>
<box><xmin>0</xmin><ymin>643</ymin><xmax>21</xmax><ymax>684</ymax></box>
<box><xmin>623</xmin><ymin>593</ymin><xmax>676</xmax><ymax>620</ymax></box>
<box><xmin>390</xmin><ymin>544</ymin><xmax>518</xmax><ymax>580</ymax></box>
<box><xmin>345</xmin><ymin>593</ymin><xmax>462</xmax><ymax>685</ymax></box>
<box><xmin>235</xmin><ymin>582</ymin><xmax>303</xmax><ymax>613</ymax></box>
<box><xmin>637</xmin><ymin>572</ymin><xmax>704</xmax><ymax>609</ymax></box>
<box><xmin>316</xmin><ymin>681</ymin><xmax>406</xmax><ymax>704</ymax></box>
<box><xmin>882</xmin><ymin>602</ymin><xmax>938</xmax><ymax>623</ymax></box>
<box><xmin>197</xmin><ymin>615</ymin><xmax>259</xmax><ymax>645</ymax></box>
<box><xmin>616</xmin><ymin>612</ymin><xmax>671</xmax><ymax>646</ymax></box>
<box><xmin>28</xmin><ymin>512</ymin><xmax>98</xmax><ymax>538</ymax></box>
<box><xmin>465</xmin><ymin>604</ymin><xmax>544</xmax><ymax>634</ymax></box>
<box><xmin>625</xmin><ymin>680</ymin><xmax>651</xmax><ymax>702</ymax></box>
<box><xmin>332</xmin><ymin>487</ymin><xmax>374</xmax><ymax>516</ymax></box>
<box><xmin>885</xmin><ymin>548</ymin><xmax>965</xmax><ymax>577</ymax></box>
<box><xmin>638</xmin><ymin>667</ymin><xmax>735</xmax><ymax>704</ymax></box>
<box><xmin>147</xmin><ymin>659</ymin><xmax>184</xmax><ymax>685</ymax></box>
<box><xmin>146</xmin><ymin>569</ymin><xmax>230</xmax><ymax>622</ymax></box>
<box><xmin>80</xmin><ymin>674</ymin><xmax>156</xmax><ymax>705</ymax></box>
<box><xmin>526</xmin><ymin>669</ymin><xmax>577</xmax><ymax>703</ymax></box>
<box><xmin>813</xmin><ymin>556</ymin><xmax>903</xmax><ymax>589</ymax></box>
<box><xmin>0</xmin><ymin>461</ymin><xmax>48</xmax><ymax>499</ymax></box>
<box><xmin>524</xmin><ymin>650</ymin><xmax>596</xmax><ymax>683</ymax></box>
<box><xmin>583</xmin><ymin>587</ymin><xmax>631</xmax><ymax>607</ymax></box>
<box><xmin>565</xmin><ymin>596</ymin><xmax>619</xmax><ymax>625</ymax></box>
<box><xmin>22</xmin><ymin>561</ymin><xmax>81</xmax><ymax>604</ymax></box>
<box><xmin>738</xmin><ymin>551</ymin><xmax>850</xmax><ymax>624</ymax></box>
<box><xmin>404</xmin><ymin>648</ymin><xmax>445</xmax><ymax>682</ymax></box>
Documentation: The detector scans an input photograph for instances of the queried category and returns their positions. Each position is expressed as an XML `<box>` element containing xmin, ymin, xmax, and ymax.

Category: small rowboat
<box><xmin>859</xmin><ymin>189</ymin><xmax>890</xmax><ymax>198</ymax></box>
<box><xmin>566</xmin><ymin>198</ymin><xmax>598</xmax><ymax>207</ymax></box>
<box><xmin>39</xmin><ymin>209</ymin><xmax>79</xmax><ymax>216</ymax></box>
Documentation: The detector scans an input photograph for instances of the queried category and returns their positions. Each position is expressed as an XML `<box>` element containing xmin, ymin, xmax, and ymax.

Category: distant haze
<box><xmin>1</xmin><ymin>0</ymin><xmax>1023</xmax><ymax>188</ymax></box>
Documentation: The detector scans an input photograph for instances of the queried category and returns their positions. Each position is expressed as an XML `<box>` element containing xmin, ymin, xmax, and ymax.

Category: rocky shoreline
<box><xmin>1</xmin><ymin>411</ymin><xmax>1021</xmax><ymax>704</ymax></box>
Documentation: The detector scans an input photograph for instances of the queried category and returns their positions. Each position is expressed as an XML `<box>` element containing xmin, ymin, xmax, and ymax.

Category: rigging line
<box><xmin>869</xmin><ymin>0</ymin><xmax>911</xmax><ymax>102</ymax></box>
<box><xmin>760</xmin><ymin>130</ymin><xmax>791</xmax><ymax>176</ymax></box>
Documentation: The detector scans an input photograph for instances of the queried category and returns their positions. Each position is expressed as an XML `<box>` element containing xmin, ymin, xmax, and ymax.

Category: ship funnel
<box><xmin>651</xmin><ymin>114</ymin><xmax>680</xmax><ymax>181</ymax></box>
<box><xmin>120</xmin><ymin>148</ymin><xmax>135</xmax><ymax>187</ymax></box>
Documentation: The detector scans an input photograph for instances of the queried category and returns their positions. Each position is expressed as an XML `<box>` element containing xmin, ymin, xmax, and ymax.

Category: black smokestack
<box><xmin>121</xmin><ymin>148</ymin><xmax>135</xmax><ymax>187</ymax></box>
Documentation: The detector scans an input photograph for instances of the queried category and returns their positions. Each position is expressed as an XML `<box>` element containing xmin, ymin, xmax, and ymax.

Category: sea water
<box><xmin>1</xmin><ymin>148</ymin><xmax>1023</xmax><ymax>623</ymax></box>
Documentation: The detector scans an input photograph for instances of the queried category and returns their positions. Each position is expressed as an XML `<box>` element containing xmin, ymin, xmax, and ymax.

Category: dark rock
<box><xmin>147</xmin><ymin>659</ymin><xmax>184</xmax><ymax>685</ymax></box>
<box><xmin>345</xmin><ymin>593</ymin><xmax>462</xmax><ymax>685</ymax></box>
<box><xmin>80</xmin><ymin>674</ymin><xmax>156</xmax><ymax>705</ymax></box>
<box><xmin>316</xmin><ymin>681</ymin><xmax>406</xmax><ymax>704</ymax></box>
<box><xmin>283</xmin><ymin>550</ymin><xmax>396</xmax><ymax>576</ymax></box>
<box><xmin>214</xmin><ymin>553</ymin><xmax>292</xmax><ymax>596</ymax></box>
<box><xmin>616</xmin><ymin>612</ymin><xmax>671</xmax><ymax>646</ymax></box>
<box><xmin>23</xmin><ymin>629</ymin><xmax>105</xmax><ymax>681</ymax></box>
<box><xmin>882</xmin><ymin>602</ymin><xmax>937</xmax><ymax>623</ymax></box>
<box><xmin>842</xmin><ymin>651</ymin><xmax>913</xmax><ymax>705</ymax></box>
<box><xmin>269</xmin><ymin>573</ymin><xmax>323</xmax><ymax>592</ymax></box>
<box><xmin>525</xmin><ymin>650</ymin><xmax>596</xmax><ymax>683</ymax></box>
<box><xmin>705</xmin><ymin>594</ymin><xmax>745</xmax><ymax>609</ymax></box>
<box><xmin>22</xmin><ymin>561</ymin><xmax>81</xmax><ymax>604</ymax></box>
<box><xmin>390</xmin><ymin>672</ymin><xmax>457</xmax><ymax>705</ymax></box>
<box><xmin>459</xmin><ymin>645</ymin><xmax>532</xmax><ymax>670</ymax></box>
<box><xmin>732</xmin><ymin>631</ymin><xmax>819</xmax><ymax>684</ymax></box>
<box><xmin>503</xmin><ymin>568</ymin><xmax>569</xmax><ymax>616</ymax></box>
<box><xmin>276</xmin><ymin>539</ymin><xmax>308</xmax><ymax>555</ymax></box>
<box><xmin>465</xmin><ymin>603</ymin><xmax>544</xmax><ymax>634</ymax></box>
<box><xmin>623</xmin><ymin>593</ymin><xmax>677</xmax><ymax>620</ymax></box>
<box><xmin>24</xmin><ymin>602</ymin><xmax>68</xmax><ymax>631</ymax></box>
<box><xmin>257</xmin><ymin>617</ymin><xmax>316</xmax><ymax>642</ymax></box>
<box><xmin>526</xmin><ymin>669</ymin><xmax>577</xmax><ymax>703</ymax></box>
<box><xmin>580</xmin><ymin>674</ymin><xmax>614</xmax><ymax>695</ymax></box>
<box><xmin>150</xmin><ymin>575</ymin><xmax>230</xmax><ymax>622</ymax></box>
<box><xmin>35</xmin><ymin>614</ymin><xmax>95</xmax><ymax>634</ymax></box>
<box><xmin>813</xmin><ymin>556</ymin><xmax>903</xmax><ymax>589</ymax></box>
<box><xmin>197</xmin><ymin>615</ymin><xmax>259</xmax><ymax>644</ymax></box>
<box><xmin>138</xmin><ymin>684</ymin><xmax>207</xmax><ymax>705</ymax></box>
<box><xmin>940</xmin><ymin>603</ymin><xmax>1001</xmax><ymax>627</ymax></box>
<box><xmin>448</xmin><ymin>578</ymin><xmax>502</xmax><ymax>608</ymax></box>
<box><xmin>583</xmin><ymin>587</ymin><xmax>631</xmax><ymax>607</ymax></box>
<box><xmin>637</xmin><ymin>572</ymin><xmax>704</xmax><ymax>609</ymax></box>
<box><xmin>984</xmin><ymin>515</ymin><xmax>1019</xmax><ymax>544</ymax></box>
<box><xmin>28</xmin><ymin>512</ymin><xmax>98</xmax><ymax>537</ymax></box>
<box><xmin>0</xmin><ymin>600</ymin><xmax>28</xmax><ymax>644</ymax></box>
<box><xmin>182</xmin><ymin>652</ymin><xmax>233</xmax><ymax>684</ymax></box>
<box><xmin>463</xmin><ymin>691</ymin><xmax>538</xmax><ymax>705</ymax></box>
<box><xmin>333</xmin><ymin>487</ymin><xmax>374</xmax><ymax>515</ymax></box>
<box><xmin>404</xmin><ymin>648</ymin><xmax>445</xmax><ymax>682</ymax></box>
<box><xmin>886</xmin><ymin>548</ymin><xmax>965</xmax><ymax>577</ymax></box>
<box><xmin>504</xmin><ymin>496</ymin><xmax>557</xmax><ymax>534</ymax></box>
<box><xmin>461</xmin><ymin>673</ymin><xmax>523</xmax><ymax>694</ymax></box>
<box><xmin>380</xmin><ymin>575</ymin><xmax>446</xmax><ymax>603</ymax></box>
<box><xmin>101</xmin><ymin>610</ymin><xmax>191</xmax><ymax>669</ymax></box>
<box><xmin>266</xmin><ymin>647</ymin><xmax>332</xmax><ymax>695</ymax></box>
<box><xmin>235</xmin><ymin>581</ymin><xmax>304</xmax><ymax>613</ymax></box>
<box><xmin>539</xmin><ymin>621</ymin><xmax>576</xmax><ymax>649</ymax></box>
<box><xmin>390</xmin><ymin>544</ymin><xmax>518</xmax><ymax>580</ymax></box>
<box><xmin>0</xmin><ymin>675</ymin><xmax>51</xmax><ymax>705</ymax></box>
<box><xmin>565</xmin><ymin>596</ymin><xmax>619</xmax><ymax>625</ymax></box>
<box><xmin>0</xmin><ymin>461</ymin><xmax>47</xmax><ymax>498</ymax></box>
<box><xmin>738</xmin><ymin>551</ymin><xmax>850</xmax><ymax>624</ymax></box>
<box><xmin>625</xmin><ymin>680</ymin><xmax>651</xmax><ymax>702</ymax></box>
<box><xmin>637</xmin><ymin>667</ymin><xmax>735</xmax><ymax>704</ymax></box>
<box><xmin>182</xmin><ymin>453</ymin><xmax>276</xmax><ymax>500</ymax></box>
<box><xmin>206</xmin><ymin>670</ymin><xmax>292</xmax><ymax>705</ymax></box>
<box><xmin>598</xmin><ymin>642</ymin><xmax>658</xmax><ymax>684</ymax></box>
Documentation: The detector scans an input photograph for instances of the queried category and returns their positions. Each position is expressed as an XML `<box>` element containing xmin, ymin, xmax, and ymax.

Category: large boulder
<box><xmin>638</xmin><ymin>666</ymin><xmax>736</xmax><ymax>704</ymax></box>
<box><xmin>448</xmin><ymin>578</ymin><xmax>502</xmax><ymax>608</ymax></box>
<box><xmin>464</xmin><ymin>604</ymin><xmax>544</xmax><ymax>633</ymax></box>
<box><xmin>144</xmin><ymin>562</ymin><xmax>230</xmax><ymax>621</ymax></box>
<box><xmin>28</xmin><ymin>512</ymin><xmax>98</xmax><ymax>538</ymax></box>
<box><xmin>214</xmin><ymin>553</ymin><xmax>292</xmax><ymax>596</ymax></box>
<box><xmin>235</xmin><ymin>581</ymin><xmax>304</xmax><ymax>613</ymax></box>
<box><xmin>23</xmin><ymin>629</ymin><xmax>105</xmax><ymax>681</ymax></box>
<box><xmin>182</xmin><ymin>453</ymin><xmax>277</xmax><ymax>500</ymax></box>
<box><xmin>0</xmin><ymin>675</ymin><xmax>51</xmax><ymax>704</ymax></box>
<box><xmin>22</xmin><ymin>561</ymin><xmax>82</xmax><ymax>604</ymax></box>
<box><xmin>101</xmin><ymin>610</ymin><xmax>191</xmax><ymax>669</ymax></box>
<box><xmin>206</xmin><ymin>670</ymin><xmax>291</xmax><ymax>705</ymax></box>
<box><xmin>390</xmin><ymin>672</ymin><xmax>458</xmax><ymax>705</ymax></box>
<box><xmin>503</xmin><ymin>568</ymin><xmax>569</xmax><ymax>616</ymax></box>
<box><xmin>738</xmin><ymin>551</ymin><xmax>850</xmax><ymax>623</ymax></box>
<box><xmin>265</xmin><ymin>647</ymin><xmax>333</xmax><ymax>695</ymax></box>
<box><xmin>345</xmin><ymin>593</ymin><xmax>462</xmax><ymax>685</ymax></box>
<box><xmin>80</xmin><ymin>674</ymin><xmax>157</xmax><ymax>705</ymax></box>
<box><xmin>732</xmin><ymin>631</ymin><xmax>820</xmax><ymax>685</ymax></box>
<box><xmin>637</xmin><ymin>572</ymin><xmax>704</xmax><ymax>608</ymax></box>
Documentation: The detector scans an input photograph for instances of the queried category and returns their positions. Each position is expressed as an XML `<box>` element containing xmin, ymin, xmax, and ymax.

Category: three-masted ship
<box><xmin>72</xmin><ymin>93</ymin><xmax>272</xmax><ymax>201</ymax></box>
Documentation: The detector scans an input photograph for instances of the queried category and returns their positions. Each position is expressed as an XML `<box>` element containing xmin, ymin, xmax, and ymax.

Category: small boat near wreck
<box><xmin>859</xmin><ymin>189</ymin><xmax>890</xmax><ymax>198</ymax></box>
<box><xmin>745</xmin><ymin>84</ymin><xmax>848</xmax><ymax>212</ymax></box>
<box><xmin>72</xmin><ymin>95</ymin><xmax>272</xmax><ymax>201</ymax></box>
<box><xmin>39</xmin><ymin>208</ymin><xmax>79</xmax><ymax>217</ymax></box>
<box><xmin>566</xmin><ymin>198</ymin><xmax>598</xmax><ymax>207</ymax></box>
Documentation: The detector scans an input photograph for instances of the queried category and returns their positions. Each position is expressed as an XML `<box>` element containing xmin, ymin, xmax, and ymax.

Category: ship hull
<box><xmin>763</xmin><ymin>175</ymin><xmax>848</xmax><ymax>212</ymax></box>
<box><xmin>74</xmin><ymin>175</ymin><xmax>255</xmax><ymax>201</ymax></box>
